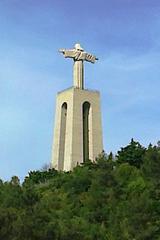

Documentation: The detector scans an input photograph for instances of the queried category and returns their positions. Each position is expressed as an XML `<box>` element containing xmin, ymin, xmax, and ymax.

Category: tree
<box><xmin>142</xmin><ymin>145</ymin><xmax>160</xmax><ymax>183</ymax></box>
<box><xmin>116</xmin><ymin>138</ymin><xmax>146</xmax><ymax>168</ymax></box>
<box><xmin>0</xmin><ymin>140</ymin><xmax>160</xmax><ymax>239</ymax></box>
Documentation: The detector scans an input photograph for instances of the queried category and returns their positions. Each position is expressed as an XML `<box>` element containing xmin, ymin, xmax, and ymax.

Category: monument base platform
<box><xmin>51</xmin><ymin>87</ymin><xmax>103</xmax><ymax>171</ymax></box>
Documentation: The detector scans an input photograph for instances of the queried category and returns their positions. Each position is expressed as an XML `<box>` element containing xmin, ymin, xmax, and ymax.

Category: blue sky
<box><xmin>0</xmin><ymin>0</ymin><xmax>160</xmax><ymax>181</ymax></box>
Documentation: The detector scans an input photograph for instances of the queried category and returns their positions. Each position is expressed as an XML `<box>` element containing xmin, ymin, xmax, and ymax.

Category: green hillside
<box><xmin>0</xmin><ymin>139</ymin><xmax>160</xmax><ymax>240</ymax></box>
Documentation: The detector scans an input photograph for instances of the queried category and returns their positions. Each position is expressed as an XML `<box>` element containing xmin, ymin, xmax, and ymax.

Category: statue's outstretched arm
<box><xmin>85</xmin><ymin>52</ymin><xmax>98</xmax><ymax>63</ymax></box>
<box><xmin>59</xmin><ymin>49</ymin><xmax>65</xmax><ymax>54</ymax></box>
<box><xmin>59</xmin><ymin>49</ymin><xmax>77</xmax><ymax>59</ymax></box>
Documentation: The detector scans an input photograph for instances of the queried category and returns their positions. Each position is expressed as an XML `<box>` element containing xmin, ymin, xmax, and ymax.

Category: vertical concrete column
<box><xmin>90</xmin><ymin>92</ymin><xmax>103</xmax><ymax>160</ymax></box>
<box><xmin>73</xmin><ymin>60</ymin><xmax>84</xmax><ymax>89</ymax></box>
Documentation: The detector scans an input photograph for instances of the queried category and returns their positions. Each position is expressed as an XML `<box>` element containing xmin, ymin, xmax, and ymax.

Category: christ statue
<box><xmin>59</xmin><ymin>43</ymin><xmax>98</xmax><ymax>89</ymax></box>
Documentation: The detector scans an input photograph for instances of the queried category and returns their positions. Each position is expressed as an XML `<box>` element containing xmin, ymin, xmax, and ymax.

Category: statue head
<box><xmin>74</xmin><ymin>43</ymin><xmax>84</xmax><ymax>51</ymax></box>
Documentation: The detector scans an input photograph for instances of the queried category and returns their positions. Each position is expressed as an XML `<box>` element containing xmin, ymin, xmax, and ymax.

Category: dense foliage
<box><xmin>0</xmin><ymin>140</ymin><xmax>160</xmax><ymax>240</ymax></box>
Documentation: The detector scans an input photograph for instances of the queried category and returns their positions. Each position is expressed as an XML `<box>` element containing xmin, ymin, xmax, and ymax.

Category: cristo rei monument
<box><xmin>51</xmin><ymin>43</ymin><xmax>103</xmax><ymax>171</ymax></box>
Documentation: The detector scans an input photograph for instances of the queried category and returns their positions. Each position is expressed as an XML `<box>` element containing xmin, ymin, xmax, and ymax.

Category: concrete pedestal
<box><xmin>51</xmin><ymin>87</ymin><xmax>103</xmax><ymax>171</ymax></box>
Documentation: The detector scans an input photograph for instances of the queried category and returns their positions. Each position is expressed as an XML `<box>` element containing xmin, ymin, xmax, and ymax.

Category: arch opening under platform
<box><xmin>58</xmin><ymin>102</ymin><xmax>67</xmax><ymax>170</ymax></box>
<box><xmin>83</xmin><ymin>101</ymin><xmax>90</xmax><ymax>162</ymax></box>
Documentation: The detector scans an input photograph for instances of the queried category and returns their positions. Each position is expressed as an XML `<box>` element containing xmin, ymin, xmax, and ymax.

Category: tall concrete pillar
<box><xmin>51</xmin><ymin>87</ymin><xmax>103</xmax><ymax>171</ymax></box>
